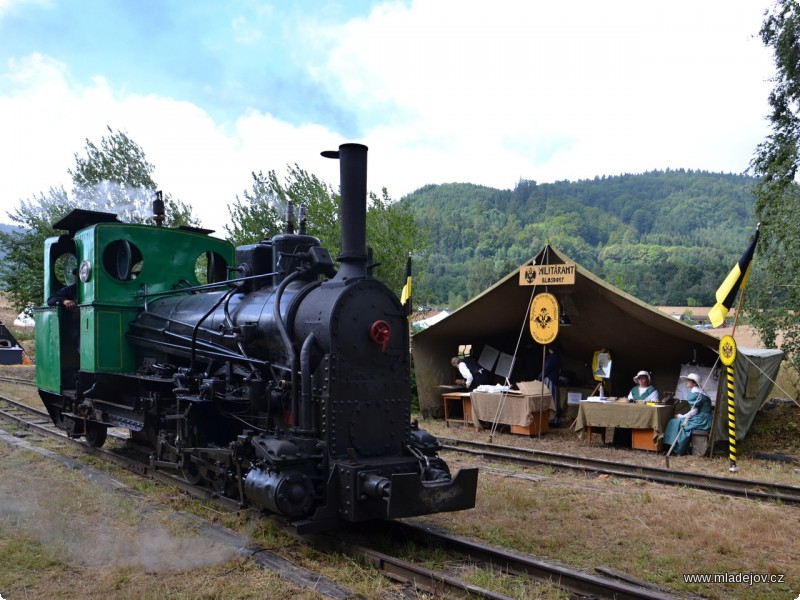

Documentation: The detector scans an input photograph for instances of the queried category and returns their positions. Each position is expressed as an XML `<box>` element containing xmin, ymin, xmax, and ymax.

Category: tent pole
<box><xmin>487</xmin><ymin>283</ymin><xmax>539</xmax><ymax>442</ymax></box>
<box><xmin>703</xmin><ymin>356</ymin><xmax>722</xmax><ymax>457</ymax></box>
<box><xmin>538</xmin><ymin>344</ymin><xmax>546</xmax><ymax>439</ymax></box>
<box><xmin>706</xmin><ymin>365</ymin><xmax>723</xmax><ymax>458</ymax></box>
<box><xmin>707</xmin><ymin>288</ymin><xmax>746</xmax><ymax>456</ymax></box>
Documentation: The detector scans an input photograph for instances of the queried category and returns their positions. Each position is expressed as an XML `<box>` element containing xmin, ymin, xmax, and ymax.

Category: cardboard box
<box><xmin>516</xmin><ymin>380</ymin><xmax>550</xmax><ymax>397</ymax></box>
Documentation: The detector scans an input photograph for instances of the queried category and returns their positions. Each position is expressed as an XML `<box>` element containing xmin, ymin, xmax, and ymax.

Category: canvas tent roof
<box><xmin>412</xmin><ymin>246</ymin><xmax>782</xmax><ymax>442</ymax></box>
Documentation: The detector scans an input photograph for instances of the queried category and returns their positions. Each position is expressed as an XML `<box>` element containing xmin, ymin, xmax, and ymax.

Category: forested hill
<box><xmin>401</xmin><ymin>170</ymin><xmax>758</xmax><ymax>309</ymax></box>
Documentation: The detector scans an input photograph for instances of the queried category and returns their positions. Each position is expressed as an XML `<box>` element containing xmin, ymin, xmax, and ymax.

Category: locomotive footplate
<box><xmin>385</xmin><ymin>468</ymin><xmax>479</xmax><ymax>519</ymax></box>
<box><xmin>331</xmin><ymin>460</ymin><xmax>479</xmax><ymax>523</ymax></box>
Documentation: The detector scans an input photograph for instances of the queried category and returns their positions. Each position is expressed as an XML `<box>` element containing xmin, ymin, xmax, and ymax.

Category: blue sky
<box><xmin>1</xmin><ymin>0</ymin><xmax>776</xmax><ymax>229</ymax></box>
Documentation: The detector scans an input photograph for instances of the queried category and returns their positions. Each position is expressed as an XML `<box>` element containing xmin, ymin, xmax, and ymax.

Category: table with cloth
<box><xmin>574</xmin><ymin>401</ymin><xmax>674</xmax><ymax>450</ymax></box>
<box><xmin>470</xmin><ymin>390</ymin><xmax>554</xmax><ymax>435</ymax></box>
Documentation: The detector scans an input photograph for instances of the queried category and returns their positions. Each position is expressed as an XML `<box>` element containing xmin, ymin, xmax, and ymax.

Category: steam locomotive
<box><xmin>35</xmin><ymin>143</ymin><xmax>477</xmax><ymax>532</ymax></box>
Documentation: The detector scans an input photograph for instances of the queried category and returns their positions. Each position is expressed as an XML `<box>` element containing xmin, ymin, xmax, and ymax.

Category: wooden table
<box><xmin>442</xmin><ymin>392</ymin><xmax>473</xmax><ymax>427</ymax></box>
<box><xmin>574</xmin><ymin>401</ymin><xmax>674</xmax><ymax>450</ymax></box>
<box><xmin>470</xmin><ymin>391</ymin><xmax>552</xmax><ymax>435</ymax></box>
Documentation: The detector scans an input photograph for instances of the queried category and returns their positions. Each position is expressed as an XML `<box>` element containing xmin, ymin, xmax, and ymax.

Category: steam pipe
<box><xmin>299</xmin><ymin>333</ymin><xmax>317</xmax><ymax>435</ymax></box>
<box><xmin>272</xmin><ymin>269</ymin><xmax>302</xmax><ymax>422</ymax></box>
<box><xmin>298</xmin><ymin>205</ymin><xmax>307</xmax><ymax>235</ymax></box>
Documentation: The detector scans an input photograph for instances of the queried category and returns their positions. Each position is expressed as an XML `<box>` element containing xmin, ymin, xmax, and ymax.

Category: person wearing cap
<box><xmin>627</xmin><ymin>370</ymin><xmax>658</xmax><ymax>403</ymax></box>
<box><xmin>663</xmin><ymin>373</ymin><xmax>713</xmax><ymax>455</ymax></box>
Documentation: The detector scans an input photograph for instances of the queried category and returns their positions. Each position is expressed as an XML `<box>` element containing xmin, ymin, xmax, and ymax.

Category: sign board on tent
<box><xmin>529</xmin><ymin>292</ymin><xmax>559</xmax><ymax>344</ymax></box>
<box><xmin>519</xmin><ymin>263</ymin><xmax>576</xmax><ymax>286</ymax></box>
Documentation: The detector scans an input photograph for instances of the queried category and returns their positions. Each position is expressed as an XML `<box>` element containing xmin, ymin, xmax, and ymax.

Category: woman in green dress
<box><xmin>663</xmin><ymin>373</ymin><xmax>713</xmax><ymax>455</ymax></box>
<box><xmin>627</xmin><ymin>370</ymin><xmax>659</xmax><ymax>402</ymax></box>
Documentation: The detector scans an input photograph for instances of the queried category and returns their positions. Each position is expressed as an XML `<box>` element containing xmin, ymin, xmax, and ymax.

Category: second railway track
<box><xmin>441</xmin><ymin>436</ymin><xmax>800</xmax><ymax>504</ymax></box>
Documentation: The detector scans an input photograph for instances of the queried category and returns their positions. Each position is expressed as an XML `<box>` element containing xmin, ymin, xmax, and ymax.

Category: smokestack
<box><xmin>322</xmin><ymin>143</ymin><xmax>368</xmax><ymax>280</ymax></box>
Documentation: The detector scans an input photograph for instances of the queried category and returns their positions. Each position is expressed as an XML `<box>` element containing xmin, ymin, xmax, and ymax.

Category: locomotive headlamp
<box><xmin>79</xmin><ymin>260</ymin><xmax>92</xmax><ymax>283</ymax></box>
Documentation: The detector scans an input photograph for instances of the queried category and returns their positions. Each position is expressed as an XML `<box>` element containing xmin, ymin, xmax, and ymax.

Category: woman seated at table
<box><xmin>628</xmin><ymin>370</ymin><xmax>659</xmax><ymax>402</ymax></box>
<box><xmin>663</xmin><ymin>373</ymin><xmax>713</xmax><ymax>455</ymax></box>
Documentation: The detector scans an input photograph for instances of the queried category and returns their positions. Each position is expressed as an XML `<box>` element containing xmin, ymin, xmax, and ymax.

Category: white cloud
<box><xmin>305</xmin><ymin>0</ymin><xmax>774</xmax><ymax>188</ymax></box>
<box><xmin>0</xmin><ymin>53</ymin><xmax>343</xmax><ymax>230</ymax></box>
<box><xmin>0</xmin><ymin>0</ymin><xmax>778</xmax><ymax>234</ymax></box>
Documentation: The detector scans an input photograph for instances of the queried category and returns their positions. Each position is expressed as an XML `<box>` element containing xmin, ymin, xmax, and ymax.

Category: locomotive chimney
<box><xmin>322</xmin><ymin>143</ymin><xmax>368</xmax><ymax>280</ymax></box>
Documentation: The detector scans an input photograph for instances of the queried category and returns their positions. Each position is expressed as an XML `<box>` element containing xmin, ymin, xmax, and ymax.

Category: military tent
<box><xmin>412</xmin><ymin>246</ymin><xmax>782</xmax><ymax>442</ymax></box>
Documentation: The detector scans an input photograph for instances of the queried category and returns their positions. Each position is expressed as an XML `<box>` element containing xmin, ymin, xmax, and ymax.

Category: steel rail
<box><xmin>441</xmin><ymin>437</ymin><xmax>800</xmax><ymax>504</ymax></box>
<box><xmin>0</xmin><ymin>394</ymin><xmax>62</xmax><ymax>432</ymax></box>
<box><xmin>378</xmin><ymin>520</ymin><xmax>681</xmax><ymax>600</ymax></box>
<box><xmin>0</xmin><ymin>375</ymin><xmax>36</xmax><ymax>387</ymax></box>
<box><xmin>0</xmin><ymin>395</ymin><xmax>514</xmax><ymax>598</ymax></box>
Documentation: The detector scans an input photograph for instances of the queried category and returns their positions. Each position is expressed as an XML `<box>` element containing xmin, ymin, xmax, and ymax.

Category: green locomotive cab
<box><xmin>35</xmin><ymin>209</ymin><xmax>235</xmax><ymax>445</ymax></box>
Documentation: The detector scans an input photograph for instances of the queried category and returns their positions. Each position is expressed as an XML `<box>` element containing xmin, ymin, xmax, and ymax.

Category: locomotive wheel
<box><xmin>180</xmin><ymin>460</ymin><xmax>202</xmax><ymax>484</ymax></box>
<box><xmin>84</xmin><ymin>422</ymin><xmax>108</xmax><ymax>448</ymax></box>
<box><xmin>181</xmin><ymin>468</ymin><xmax>202</xmax><ymax>485</ymax></box>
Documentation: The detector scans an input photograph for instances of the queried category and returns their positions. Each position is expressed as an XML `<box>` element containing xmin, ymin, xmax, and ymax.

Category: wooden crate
<box><xmin>510</xmin><ymin>410</ymin><xmax>551</xmax><ymax>436</ymax></box>
<box><xmin>631</xmin><ymin>428</ymin><xmax>660</xmax><ymax>451</ymax></box>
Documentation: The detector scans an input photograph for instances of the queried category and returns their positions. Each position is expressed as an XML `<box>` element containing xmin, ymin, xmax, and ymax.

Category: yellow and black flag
<box><xmin>400</xmin><ymin>254</ymin><xmax>412</xmax><ymax>315</ymax></box>
<box><xmin>708</xmin><ymin>225</ymin><xmax>760</xmax><ymax>328</ymax></box>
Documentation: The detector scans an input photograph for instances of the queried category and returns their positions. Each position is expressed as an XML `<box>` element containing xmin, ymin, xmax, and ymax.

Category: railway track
<box><xmin>0</xmin><ymin>392</ymin><xmax>682</xmax><ymax>599</ymax></box>
<box><xmin>0</xmin><ymin>374</ymin><xmax>36</xmax><ymax>387</ymax></box>
<box><xmin>359</xmin><ymin>520</ymin><xmax>682</xmax><ymax>599</ymax></box>
<box><xmin>440</xmin><ymin>436</ymin><xmax>800</xmax><ymax>504</ymax></box>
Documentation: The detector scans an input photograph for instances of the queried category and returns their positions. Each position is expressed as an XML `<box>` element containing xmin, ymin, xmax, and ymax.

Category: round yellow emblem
<box><xmin>719</xmin><ymin>334</ymin><xmax>737</xmax><ymax>366</ymax></box>
<box><xmin>530</xmin><ymin>292</ymin><xmax>559</xmax><ymax>344</ymax></box>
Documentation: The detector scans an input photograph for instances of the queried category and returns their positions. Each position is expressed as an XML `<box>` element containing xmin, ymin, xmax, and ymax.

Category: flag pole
<box><xmin>730</xmin><ymin>279</ymin><xmax>747</xmax><ymax>337</ymax></box>
<box><xmin>706</xmin><ymin>223</ymin><xmax>759</xmax><ymax>463</ymax></box>
<box><xmin>400</xmin><ymin>253</ymin><xmax>412</xmax><ymax>317</ymax></box>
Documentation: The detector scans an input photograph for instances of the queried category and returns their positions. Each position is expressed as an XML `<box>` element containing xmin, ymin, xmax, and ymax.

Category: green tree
<box><xmin>0</xmin><ymin>187</ymin><xmax>71</xmax><ymax>311</ymax></box>
<box><xmin>749</xmin><ymin>0</ymin><xmax>800</xmax><ymax>375</ymax></box>
<box><xmin>225</xmin><ymin>165</ymin><xmax>427</xmax><ymax>298</ymax></box>
<box><xmin>366</xmin><ymin>187</ymin><xmax>430</xmax><ymax>295</ymax></box>
<box><xmin>224</xmin><ymin>171</ymin><xmax>284</xmax><ymax>247</ymax></box>
<box><xmin>0</xmin><ymin>127</ymin><xmax>194</xmax><ymax>312</ymax></box>
<box><xmin>70</xmin><ymin>126</ymin><xmax>196</xmax><ymax>226</ymax></box>
<box><xmin>225</xmin><ymin>165</ymin><xmax>339</xmax><ymax>248</ymax></box>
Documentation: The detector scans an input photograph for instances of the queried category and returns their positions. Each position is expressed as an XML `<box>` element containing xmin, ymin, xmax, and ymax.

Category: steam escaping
<box><xmin>0</xmin><ymin>442</ymin><xmax>240</xmax><ymax>572</ymax></box>
<box><xmin>76</xmin><ymin>180</ymin><xmax>158</xmax><ymax>224</ymax></box>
